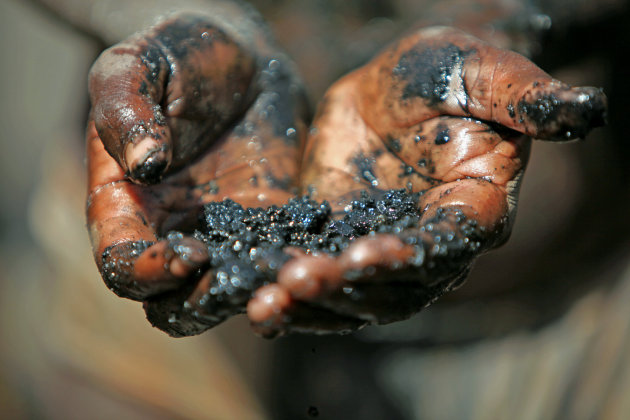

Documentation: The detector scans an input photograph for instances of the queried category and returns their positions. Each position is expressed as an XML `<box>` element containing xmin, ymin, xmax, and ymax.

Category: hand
<box><xmin>245</xmin><ymin>26</ymin><xmax>606</xmax><ymax>337</ymax></box>
<box><xmin>86</xmin><ymin>13</ymin><xmax>308</xmax><ymax>336</ymax></box>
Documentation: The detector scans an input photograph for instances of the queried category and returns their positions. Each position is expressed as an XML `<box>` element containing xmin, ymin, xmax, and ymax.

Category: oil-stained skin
<box><xmin>394</xmin><ymin>43</ymin><xmax>472</xmax><ymax>106</ymax></box>
<box><xmin>89</xmin><ymin>18</ymin><xmax>608</xmax><ymax>338</ymax></box>
<box><xmin>517</xmin><ymin>88</ymin><xmax>607</xmax><ymax>140</ymax></box>
<box><xmin>89</xmin><ymin>14</ymin><xmax>259</xmax><ymax>183</ymax></box>
<box><xmin>101</xmin><ymin>240</ymin><xmax>154</xmax><ymax>299</ymax></box>
<box><xmin>88</xmin><ymin>13</ymin><xmax>309</xmax><ymax>330</ymax></box>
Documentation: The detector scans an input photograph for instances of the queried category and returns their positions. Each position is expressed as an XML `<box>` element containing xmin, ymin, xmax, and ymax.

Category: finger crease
<box><xmin>87</xmin><ymin>179</ymin><xmax>132</xmax><ymax>208</ymax></box>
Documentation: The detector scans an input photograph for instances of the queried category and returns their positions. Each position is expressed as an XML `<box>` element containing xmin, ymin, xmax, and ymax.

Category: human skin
<box><xmin>86</xmin><ymin>12</ymin><xmax>606</xmax><ymax>337</ymax></box>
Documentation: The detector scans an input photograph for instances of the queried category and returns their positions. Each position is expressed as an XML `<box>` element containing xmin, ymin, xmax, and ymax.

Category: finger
<box><xmin>143</xmin><ymin>279</ymin><xmax>213</xmax><ymax>338</ymax></box>
<box><xmin>89</xmin><ymin>38</ymin><xmax>172</xmax><ymax>183</ymax></box>
<box><xmin>147</xmin><ymin>243</ymin><xmax>301</xmax><ymax>336</ymax></box>
<box><xmin>88</xmin><ymin>16</ymin><xmax>256</xmax><ymax>183</ymax></box>
<box><xmin>145</xmin><ymin>262</ymin><xmax>264</xmax><ymax>337</ymax></box>
<box><xmin>301</xmin><ymin>281</ymin><xmax>440</xmax><ymax>325</ymax></box>
<box><xmin>101</xmin><ymin>237</ymin><xmax>207</xmax><ymax>301</ymax></box>
<box><xmin>274</xmin><ymin>238</ymin><xmax>427</xmax><ymax>323</ymax></box>
<box><xmin>277</xmin><ymin>254</ymin><xmax>344</xmax><ymax>299</ymax></box>
<box><xmin>274</xmin><ymin>241</ymin><xmax>453</xmax><ymax>326</ymax></box>
<box><xmin>355</xmin><ymin>26</ymin><xmax>607</xmax><ymax>141</ymax></box>
<box><xmin>338</xmin><ymin>235</ymin><xmax>416</xmax><ymax>277</ymax></box>
<box><xmin>87</xmin><ymin>122</ymin><xmax>208</xmax><ymax>300</ymax></box>
<box><xmin>247</xmin><ymin>284</ymin><xmax>366</xmax><ymax>337</ymax></box>
<box><xmin>416</xmin><ymin>179</ymin><xmax>513</xmax><ymax>251</ymax></box>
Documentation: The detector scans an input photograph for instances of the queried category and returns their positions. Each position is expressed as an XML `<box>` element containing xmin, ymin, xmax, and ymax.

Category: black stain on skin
<box><xmin>256</xmin><ymin>58</ymin><xmax>305</xmax><ymax>143</ymax></box>
<box><xmin>100</xmin><ymin>241</ymin><xmax>154</xmax><ymax>299</ymax></box>
<box><xmin>128</xmin><ymin>148</ymin><xmax>169</xmax><ymax>183</ymax></box>
<box><xmin>394</xmin><ymin>44</ymin><xmax>472</xmax><ymax>105</ymax></box>
<box><xmin>386</xmin><ymin>135</ymin><xmax>402</xmax><ymax>152</ymax></box>
<box><xmin>139</xmin><ymin>44</ymin><xmax>166</xmax><ymax>84</ymax></box>
<box><xmin>381</xmin><ymin>135</ymin><xmax>440</xmax><ymax>184</ymax></box>
<box><xmin>351</xmin><ymin>152</ymin><xmax>379</xmax><ymax>187</ymax></box>
<box><xmin>152</xmin><ymin>104</ymin><xmax>167</xmax><ymax>126</ymax></box>
<box><xmin>507</xmin><ymin>103</ymin><xmax>516</xmax><ymax>118</ymax></box>
<box><xmin>399</xmin><ymin>164</ymin><xmax>415</xmax><ymax>178</ymax></box>
<box><xmin>517</xmin><ymin>91</ymin><xmax>607</xmax><ymax>140</ymax></box>
<box><xmin>435</xmin><ymin>125</ymin><xmax>450</xmax><ymax>145</ymax></box>
<box><xmin>265</xmin><ymin>171</ymin><xmax>296</xmax><ymax>192</ymax></box>
<box><xmin>153</xmin><ymin>17</ymin><xmax>229</xmax><ymax>61</ymax></box>
<box><xmin>138</xmin><ymin>15</ymin><xmax>259</xmax><ymax>147</ymax></box>
<box><xmin>138</xmin><ymin>81</ymin><xmax>149</xmax><ymax>96</ymax></box>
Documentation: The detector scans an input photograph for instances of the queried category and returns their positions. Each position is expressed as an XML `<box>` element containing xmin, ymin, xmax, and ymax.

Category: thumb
<box><xmin>356</xmin><ymin>26</ymin><xmax>607</xmax><ymax>142</ymax></box>
<box><xmin>89</xmin><ymin>36</ymin><xmax>173</xmax><ymax>184</ymax></box>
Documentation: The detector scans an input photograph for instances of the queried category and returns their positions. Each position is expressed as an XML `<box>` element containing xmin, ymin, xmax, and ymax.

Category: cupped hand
<box><xmin>245</xmin><ymin>26</ymin><xmax>606</xmax><ymax>337</ymax></box>
<box><xmin>86</xmin><ymin>13</ymin><xmax>308</xmax><ymax>335</ymax></box>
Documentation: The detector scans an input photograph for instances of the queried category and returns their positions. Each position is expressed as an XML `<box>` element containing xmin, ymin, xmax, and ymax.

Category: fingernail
<box><xmin>125</xmin><ymin>137</ymin><xmax>170</xmax><ymax>183</ymax></box>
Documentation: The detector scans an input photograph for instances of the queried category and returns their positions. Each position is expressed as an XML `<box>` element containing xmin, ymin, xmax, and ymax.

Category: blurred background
<box><xmin>1</xmin><ymin>0</ymin><xmax>629</xmax><ymax>419</ymax></box>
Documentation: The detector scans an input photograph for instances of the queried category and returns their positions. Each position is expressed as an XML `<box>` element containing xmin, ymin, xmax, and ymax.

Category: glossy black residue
<box><xmin>128</xmin><ymin>147</ymin><xmax>169</xmax><ymax>184</ymax></box>
<box><xmin>394</xmin><ymin>44</ymin><xmax>471</xmax><ymax>105</ymax></box>
<box><xmin>139</xmin><ymin>44</ymin><xmax>166</xmax><ymax>84</ymax></box>
<box><xmin>254</xmin><ymin>58</ymin><xmax>307</xmax><ymax>144</ymax></box>
<box><xmin>386</xmin><ymin>136</ymin><xmax>402</xmax><ymax>152</ymax></box>
<box><xmin>351</xmin><ymin>152</ymin><xmax>379</xmax><ymax>187</ymax></box>
<box><xmin>101</xmin><ymin>240</ymin><xmax>154</xmax><ymax>299</ymax></box>
<box><xmin>507</xmin><ymin>103</ymin><xmax>516</xmax><ymax>118</ymax></box>
<box><xmin>517</xmin><ymin>91</ymin><xmax>607</xmax><ymax>140</ymax></box>
<box><xmin>265</xmin><ymin>170</ymin><xmax>296</xmax><ymax>192</ymax></box>
<box><xmin>434</xmin><ymin>126</ymin><xmax>451</xmax><ymax>145</ymax></box>
<box><xmin>153</xmin><ymin>17</ymin><xmax>228</xmax><ymax>61</ymax></box>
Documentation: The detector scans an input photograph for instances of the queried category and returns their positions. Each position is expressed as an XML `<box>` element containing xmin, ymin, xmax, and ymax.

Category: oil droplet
<box><xmin>435</xmin><ymin>129</ymin><xmax>450</xmax><ymax>145</ymax></box>
<box><xmin>307</xmin><ymin>406</ymin><xmax>319</xmax><ymax>417</ymax></box>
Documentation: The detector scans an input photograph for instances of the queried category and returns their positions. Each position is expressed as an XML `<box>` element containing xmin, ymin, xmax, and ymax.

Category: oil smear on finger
<box><xmin>516</xmin><ymin>85</ymin><xmax>607</xmax><ymax>141</ymax></box>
